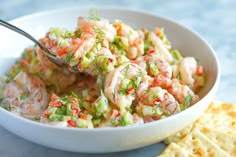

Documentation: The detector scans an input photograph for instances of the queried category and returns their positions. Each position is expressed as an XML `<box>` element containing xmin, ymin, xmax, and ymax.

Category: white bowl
<box><xmin>0</xmin><ymin>8</ymin><xmax>220</xmax><ymax>153</ymax></box>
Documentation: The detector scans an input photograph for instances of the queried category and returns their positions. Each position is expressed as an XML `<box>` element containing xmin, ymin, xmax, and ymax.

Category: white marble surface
<box><xmin>0</xmin><ymin>0</ymin><xmax>236</xmax><ymax>156</ymax></box>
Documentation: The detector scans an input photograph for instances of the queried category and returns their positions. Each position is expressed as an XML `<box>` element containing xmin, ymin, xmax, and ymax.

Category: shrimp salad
<box><xmin>0</xmin><ymin>13</ymin><xmax>205</xmax><ymax>128</ymax></box>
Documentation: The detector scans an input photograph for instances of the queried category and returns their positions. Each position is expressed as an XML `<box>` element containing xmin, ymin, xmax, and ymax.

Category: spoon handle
<box><xmin>0</xmin><ymin>19</ymin><xmax>52</xmax><ymax>57</ymax></box>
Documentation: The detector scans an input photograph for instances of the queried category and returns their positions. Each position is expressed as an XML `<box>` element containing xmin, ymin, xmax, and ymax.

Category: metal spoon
<box><xmin>0</xmin><ymin>19</ymin><xmax>78</xmax><ymax>72</ymax></box>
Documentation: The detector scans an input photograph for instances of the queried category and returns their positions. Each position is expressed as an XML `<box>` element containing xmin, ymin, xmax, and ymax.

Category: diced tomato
<box><xmin>56</xmin><ymin>46</ymin><xmax>69</xmax><ymax>57</ymax></box>
<box><xmin>196</xmin><ymin>66</ymin><xmax>204</xmax><ymax>76</ymax></box>
<box><xmin>111</xmin><ymin>109</ymin><xmax>120</xmax><ymax>119</ymax></box>
<box><xmin>106</xmin><ymin>58</ymin><xmax>113</xmax><ymax>65</ymax></box>
<box><xmin>51</xmin><ymin>101</ymin><xmax>62</xmax><ymax>108</ymax></box>
<box><xmin>153</xmin><ymin>98</ymin><xmax>162</xmax><ymax>105</ymax></box>
<box><xmin>147</xmin><ymin>49</ymin><xmax>155</xmax><ymax>56</ymax></box>
<box><xmin>116</xmin><ymin>112</ymin><xmax>121</xmax><ymax>117</ymax></box>
<box><xmin>71</xmin><ymin>104</ymin><xmax>79</xmax><ymax>114</ymax></box>
<box><xmin>50</xmin><ymin>93</ymin><xmax>58</xmax><ymax>101</ymax></box>
<box><xmin>39</xmin><ymin>38</ymin><xmax>46</xmax><ymax>45</ymax></box>
<box><xmin>43</xmin><ymin>113</ymin><xmax>50</xmax><ymax>118</ymax></box>
<box><xmin>67</xmin><ymin>120</ymin><xmax>76</xmax><ymax>127</ymax></box>
<box><xmin>152</xmin><ymin>115</ymin><xmax>160</xmax><ymax>120</ymax></box>
<box><xmin>19</xmin><ymin>61</ymin><xmax>27</xmax><ymax>66</ymax></box>
<box><xmin>79</xmin><ymin>112</ymin><xmax>87</xmax><ymax>119</ymax></box>
<box><xmin>154</xmin><ymin>27</ymin><xmax>161</xmax><ymax>36</ymax></box>
<box><xmin>152</xmin><ymin>76</ymin><xmax>161</xmax><ymax>87</ymax></box>
<box><xmin>127</xmin><ymin>86</ymin><xmax>134</xmax><ymax>94</ymax></box>
<box><xmin>25</xmin><ymin>57</ymin><xmax>31</xmax><ymax>63</ymax></box>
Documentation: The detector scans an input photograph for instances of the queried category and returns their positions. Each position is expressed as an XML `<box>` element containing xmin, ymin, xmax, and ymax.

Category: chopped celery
<box><xmin>19</xmin><ymin>93</ymin><xmax>28</xmax><ymax>100</ymax></box>
<box><xmin>59</xmin><ymin>96</ymin><xmax>69</xmax><ymax>105</ymax></box>
<box><xmin>47</xmin><ymin>107</ymin><xmax>58</xmax><ymax>114</ymax></box>
<box><xmin>66</xmin><ymin>103</ymin><xmax>72</xmax><ymax>115</ymax></box>
<box><xmin>76</xmin><ymin>118</ymin><xmax>88</xmax><ymax>128</ymax></box>
<box><xmin>49</xmin><ymin>28</ymin><xmax>74</xmax><ymax>38</ymax></box>
<box><xmin>119</xmin><ymin>79</ymin><xmax>132</xmax><ymax>95</ymax></box>
<box><xmin>171</xmin><ymin>50</ymin><xmax>183</xmax><ymax>60</ymax></box>
<box><xmin>65</xmin><ymin>51</ymin><xmax>75</xmax><ymax>65</ymax></box>
<box><xmin>111</xmin><ymin>36</ymin><xmax>129</xmax><ymax>55</ymax></box>
<box><xmin>49</xmin><ymin>28</ymin><xmax>62</xmax><ymax>37</ymax></box>
<box><xmin>159</xmin><ymin>28</ymin><xmax>166</xmax><ymax>40</ymax></box>
<box><xmin>148</xmin><ymin>63</ymin><xmax>159</xmax><ymax>76</ymax></box>
<box><xmin>62</xmin><ymin>116</ymin><xmax>71</xmax><ymax>121</ymax></box>
<box><xmin>56</xmin><ymin>106</ymin><xmax>66</xmax><ymax>115</ymax></box>
<box><xmin>120</xmin><ymin>111</ymin><xmax>133</xmax><ymax>126</ymax></box>
<box><xmin>184</xmin><ymin>95</ymin><xmax>192</xmax><ymax>107</ymax></box>
<box><xmin>180</xmin><ymin>103</ymin><xmax>187</xmax><ymax>111</ymax></box>
<box><xmin>64</xmin><ymin>31</ymin><xmax>74</xmax><ymax>38</ymax></box>
<box><xmin>94</xmin><ymin>55</ymin><xmax>115</xmax><ymax>74</ymax></box>
<box><xmin>49</xmin><ymin>114</ymin><xmax>62</xmax><ymax>122</ymax></box>
<box><xmin>121</xmin><ymin>78</ymin><xmax>131</xmax><ymax>89</ymax></box>
<box><xmin>57</xmin><ymin>37</ymin><xmax>70</xmax><ymax>47</ymax></box>
<box><xmin>144</xmin><ymin>40</ymin><xmax>154</xmax><ymax>54</ymax></box>
<box><xmin>94</xmin><ymin>91</ymin><xmax>109</xmax><ymax>116</ymax></box>
<box><xmin>116</xmin><ymin>55</ymin><xmax>129</xmax><ymax>65</ymax></box>
<box><xmin>92</xmin><ymin>118</ymin><xmax>101</xmax><ymax>125</ymax></box>
<box><xmin>80</xmin><ymin>56</ymin><xmax>91</xmax><ymax>68</ymax></box>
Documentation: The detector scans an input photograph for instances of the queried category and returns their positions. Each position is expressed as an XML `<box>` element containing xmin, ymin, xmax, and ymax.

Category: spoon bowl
<box><xmin>0</xmin><ymin>19</ymin><xmax>77</xmax><ymax>71</ymax></box>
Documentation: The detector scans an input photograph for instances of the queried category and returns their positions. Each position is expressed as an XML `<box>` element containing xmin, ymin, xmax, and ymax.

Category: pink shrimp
<box><xmin>104</xmin><ymin>63</ymin><xmax>148</xmax><ymax>109</ymax></box>
<box><xmin>135</xmin><ymin>52</ymin><xmax>172</xmax><ymax>78</ymax></box>
<box><xmin>148</xmin><ymin>32</ymin><xmax>173</xmax><ymax>63</ymax></box>
<box><xmin>2</xmin><ymin>72</ymin><xmax>49</xmax><ymax>119</ymax></box>
<box><xmin>71</xmin><ymin>27</ymin><xmax>97</xmax><ymax>65</ymax></box>
<box><xmin>77</xmin><ymin>17</ymin><xmax>117</xmax><ymax>42</ymax></box>
<box><xmin>152</xmin><ymin>77</ymin><xmax>198</xmax><ymax>106</ymax></box>
<box><xmin>165</xmin><ymin>79</ymin><xmax>199</xmax><ymax>106</ymax></box>
<box><xmin>113</xmin><ymin>21</ymin><xmax>144</xmax><ymax>59</ymax></box>
<box><xmin>138</xmin><ymin>87</ymin><xmax>180</xmax><ymax>116</ymax></box>
<box><xmin>175</xmin><ymin>57</ymin><xmax>197</xmax><ymax>87</ymax></box>
<box><xmin>37</xmin><ymin>48</ymin><xmax>59</xmax><ymax>70</ymax></box>
<box><xmin>39</xmin><ymin>26</ymin><xmax>97</xmax><ymax>67</ymax></box>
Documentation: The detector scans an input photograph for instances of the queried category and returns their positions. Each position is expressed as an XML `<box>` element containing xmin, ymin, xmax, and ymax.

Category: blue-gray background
<box><xmin>1</xmin><ymin>0</ymin><xmax>236</xmax><ymax>156</ymax></box>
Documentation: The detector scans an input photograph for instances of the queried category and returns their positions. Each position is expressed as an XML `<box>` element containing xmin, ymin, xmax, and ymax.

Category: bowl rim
<box><xmin>0</xmin><ymin>7</ymin><xmax>221</xmax><ymax>132</ymax></box>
